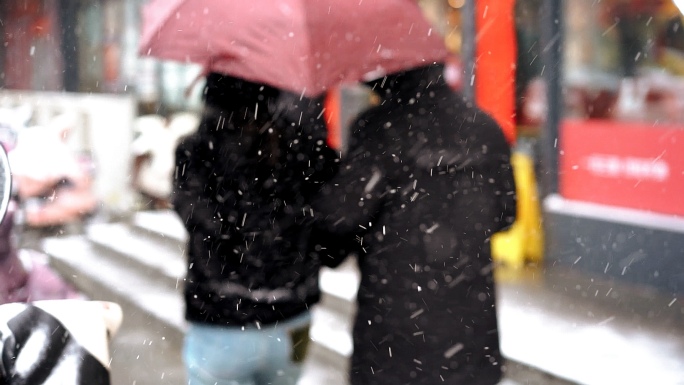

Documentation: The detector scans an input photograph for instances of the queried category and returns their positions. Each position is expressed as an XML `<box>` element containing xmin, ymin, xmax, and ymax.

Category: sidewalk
<box><xmin>25</xmin><ymin>212</ymin><xmax>684</xmax><ymax>385</ymax></box>
<box><xmin>301</xmin><ymin>262</ymin><xmax>684</xmax><ymax>385</ymax></box>
<box><xmin>496</xmin><ymin>265</ymin><xmax>684</xmax><ymax>385</ymax></box>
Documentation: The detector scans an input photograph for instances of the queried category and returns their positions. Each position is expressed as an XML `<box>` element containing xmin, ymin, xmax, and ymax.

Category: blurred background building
<box><xmin>0</xmin><ymin>0</ymin><xmax>205</xmax><ymax>215</ymax></box>
<box><xmin>1</xmin><ymin>0</ymin><xmax>682</xmax><ymax>296</ymax></box>
<box><xmin>0</xmin><ymin>0</ymin><xmax>204</xmax><ymax>114</ymax></box>
<box><xmin>1</xmin><ymin>2</ymin><xmax>682</xmax><ymax>384</ymax></box>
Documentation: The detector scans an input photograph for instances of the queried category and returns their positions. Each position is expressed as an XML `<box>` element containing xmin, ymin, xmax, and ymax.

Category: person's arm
<box><xmin>475</xmin><ymin>112</ymin><xmax>517</xmax><ymax>233</ymax></box>
<box><xmin>494</xmin><ymin>154</ymin><xmax>517</xmax><ymax>232</ymax></box>
<box><xmin>458</xmin><ymin>106</ymin><xmax>517</xmax><ymax>233</ymax></box>
<box><xmin>311</xmin><ymin>117</ymin><xmax>387</xmax><ymax>267</ymax></box>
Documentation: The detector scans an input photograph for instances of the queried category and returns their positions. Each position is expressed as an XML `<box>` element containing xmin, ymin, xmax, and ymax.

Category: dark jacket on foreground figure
<box><xmin>173</xmin><ymin>73</ymin><xmax>338</xmax><ymax>326</ymax></box>
<box><xmin>313</xmin><ymin>64</ymin><xmax>517</xmax><ymax>385</ymax></box>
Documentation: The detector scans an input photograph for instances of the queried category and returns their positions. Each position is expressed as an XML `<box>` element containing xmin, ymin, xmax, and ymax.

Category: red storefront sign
<box><xmin>560</xmin><ymin>119</ymin><xmax>684</xmax><ymax>217</ymax></box>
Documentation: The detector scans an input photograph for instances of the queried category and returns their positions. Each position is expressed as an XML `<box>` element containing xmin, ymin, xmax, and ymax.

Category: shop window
<box><xmin>564</xmin><ymin>0</ymin><xmax>684</xmax><ymax>123</ymax></box>
<box><xmin>559</xmin><ymin>0</ymin><xmax>684</xmax><ymax>217</ymax></box>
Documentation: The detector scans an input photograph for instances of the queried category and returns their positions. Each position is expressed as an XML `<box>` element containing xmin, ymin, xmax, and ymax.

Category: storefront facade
<box><xmin>422</xmin><ymin>0</ymin><xmax>683</xmax><ymax>294</ymax></box>
<box><xmin>0</xmin><ymin>1</ymin><xmax>64</xmax><ymax>91</ymax></box>
<box><xmin>544</xmin><ymin>0</ymin><xmax>684</xmax><ymax>294</ymax></box>
<box><xmin>0</xmin><ymin>0</ymin><xmax>202</xmax><ymax>114</ymax></box>
<box><xmin>2</xmin><ymin>0</ymin><xmax>681</xmax><ymax>292</ymax></box>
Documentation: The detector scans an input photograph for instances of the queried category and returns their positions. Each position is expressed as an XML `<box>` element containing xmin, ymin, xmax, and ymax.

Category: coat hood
<box><xmin>363</xmin><ymin>64</ymin><xmax>511</xmax><ymax>173</ymax></box>
<box><xmin>365</xmin><ymin>63</ymin><xmax>447</xmax><ymax>104</ymax></box>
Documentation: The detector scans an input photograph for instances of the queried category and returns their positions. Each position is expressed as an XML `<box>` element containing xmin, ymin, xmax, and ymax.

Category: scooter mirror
<box><xmin>0</xmin><ymin>144</ymin><xmax>11</xmax><ymax>224</ymax></box>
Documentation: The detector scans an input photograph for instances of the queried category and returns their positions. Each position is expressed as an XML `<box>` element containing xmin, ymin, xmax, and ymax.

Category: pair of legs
<box><xmin>183</xmin><ymin>311</ymin><xmax>311</xmax><ymax>385</ymax></box>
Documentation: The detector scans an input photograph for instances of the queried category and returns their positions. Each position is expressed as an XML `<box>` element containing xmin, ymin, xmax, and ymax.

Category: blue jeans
<box><xmin>183</xmin><ymin>311</ymin><xmax>311</xmax><ymax>385</ymax></box>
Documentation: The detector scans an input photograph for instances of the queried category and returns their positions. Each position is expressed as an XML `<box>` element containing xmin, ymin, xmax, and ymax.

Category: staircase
<box><xmin>41</xmin><ymin>210</ymin><xmax>358</xmax><ymax>385</ymax></box>
<box><xmin>40</xmin><ymin>210</ymin><xmax>591</xmax><ymax>385</ymax></box>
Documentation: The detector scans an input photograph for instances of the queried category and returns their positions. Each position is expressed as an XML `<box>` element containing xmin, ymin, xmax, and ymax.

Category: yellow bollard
<box><xmin>491</xmin><ymin>151</ymin><xmax>544</xmax><ymax>269</ymax></box>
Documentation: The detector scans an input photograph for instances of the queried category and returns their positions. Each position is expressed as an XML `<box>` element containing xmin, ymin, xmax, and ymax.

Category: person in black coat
<box><xmin>172</xmin><ymin>73</ymin><xmax>338</xmax><ymax>385</ymax></box>
<box><xmin>312</xmin><ymin>63</ymin><xmax>516</xmax><ymax>385</ymax></box>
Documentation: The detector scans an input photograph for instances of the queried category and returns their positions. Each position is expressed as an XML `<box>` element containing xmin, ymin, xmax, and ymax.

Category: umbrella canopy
<box><xmin>139</xmin><ymin>0</ymin><xmax>448</xmax><ymax>96</ymax></box>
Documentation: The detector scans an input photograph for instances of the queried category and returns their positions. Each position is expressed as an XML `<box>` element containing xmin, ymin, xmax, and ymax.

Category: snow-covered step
<box><xmin>86</xmin><ymin>222</ymin><xmax>186</xmax><ymax>290</ymax></box>
<box><xmin>41</xmin><ymin>230</ymin><xmax>580</xmax><ymax>385</ymax></box>
<box><xmin>318</xmin><ymin>257</ymin><xmax>360</xmax><ymax>317</ymax></box>
<box><xmin>298</xmin><ymin>354</ymin><xmax>348</xmax><ymax>385</ymax></box>
<box><xmin>42</xmin><ymin>235</ymin><xmax>186</xmax><ymax>345</ymax></box>
<box><xmin>131</xmin><ymin>209</ymin><xmax>188</xmax><ymax>246</ymax></box>
<box><xmin>309</xmin><ymin>304</ymin><xmax>353</xmax><ymax>370</ymax></box>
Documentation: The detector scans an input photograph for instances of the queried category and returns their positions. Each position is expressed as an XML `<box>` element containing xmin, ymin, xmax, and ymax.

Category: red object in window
<box><xmin>560</xmin><ymin>119</ymin><xmax>684</xmax><ymax>216</ymax></box>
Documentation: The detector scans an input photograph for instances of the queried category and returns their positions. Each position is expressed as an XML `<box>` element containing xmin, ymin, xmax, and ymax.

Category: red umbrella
<box><xmin>138</xmin><ymin>0</ymin><xmax>448</xmax><ymax>97</ymax></box>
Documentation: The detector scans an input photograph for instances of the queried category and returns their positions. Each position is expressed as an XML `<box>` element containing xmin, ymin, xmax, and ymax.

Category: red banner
<box><xmin>560</xmin><ymin>119</ymin><xmax>684</xmax><ymax>217</ymax></box>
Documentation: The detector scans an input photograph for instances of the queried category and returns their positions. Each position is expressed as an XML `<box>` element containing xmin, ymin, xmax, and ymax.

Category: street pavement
<box><xmin>496</xmin><ymin>265</ymin><xmax>683</xmax><ymax>385</ymax></box>
<box><xmin>102</xmin><ymin>262</ymin><xmax>684</xmax><ymax>385</ymax></box>
<box><xmin>20</xmin><ymin>221</ymin><xmax>684</xmax><ymax>385</ymax></box>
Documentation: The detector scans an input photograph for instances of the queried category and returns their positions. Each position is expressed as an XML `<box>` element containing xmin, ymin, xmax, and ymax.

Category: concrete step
<box><xmin>42</xmin><ymin>235</ymin><xmax>186</xmax><ymax>344</ymax></box>
<box><xmin>318</xmin><ymin>258</ymin><xmax>359</xmax><ymax>317</ymax></box>
<box><xmin>41</xmin><ymin>223</ymin><xmax>357</xmax><ymax>382</ymax></box>
<box><xmin>298</xmin><ymin>354</ymin><xmax>349</xmax><ymax>385</ymax></box>
<box><xmin>40</xmin><ymin>230</ymin><xmax>353</xmax><ymax>384</ymax></box>
<box><xmin>310</xmin><ymin>305</ymin><xmax>353</xmax><ymax>368</ymax></box>
<box><xmin>86</xmin><ymin>222</ymin><xmax>186</xmax><ymax>290</ymax></box>
<box><xmin>40</xmin><ymin>213</ymin><xmax>588</xmax><ymax>385</ymax></box>
<box><xmin>42</xmin><ymin>234</ymin><xmax>187</xmax><ymax>385</ymax></box>
<box><xmin>130</xmin><ymin>209</ymin><xmax>188</xmax><ymax>246</ymax></box>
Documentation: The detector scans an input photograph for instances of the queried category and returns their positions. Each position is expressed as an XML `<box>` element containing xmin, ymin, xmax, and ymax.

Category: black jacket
<box><xmin>313</xmin><ymin>65</ymin><xmax>516</xmax><ymax>385</ymax></box>
<box><xmin>173</xmin><ymin>73</ymin><xmax>338</xmax><ymax>326</ymax></box>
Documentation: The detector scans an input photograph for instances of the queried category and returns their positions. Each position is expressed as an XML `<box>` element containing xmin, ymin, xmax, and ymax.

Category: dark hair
<box><xmin>203</xmin><ymin>72</ymin><xmax>280</xmax><ymax>116</ymax></box>
<box><xmin>363</xmin><ymin>63</ymin><xmax>446</xmax><ymax>97</ymax></box>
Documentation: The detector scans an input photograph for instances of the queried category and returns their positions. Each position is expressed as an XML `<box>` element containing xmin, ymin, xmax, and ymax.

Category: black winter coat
<box><xmin>313</xmin><ymin>65</ymin><xmax>516</xmax><ymax>385</ymax></box>
<box><xmin>173</xmin><ymin>73</ymin><xmax>338</xmax><ymax>326</ymax></box>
